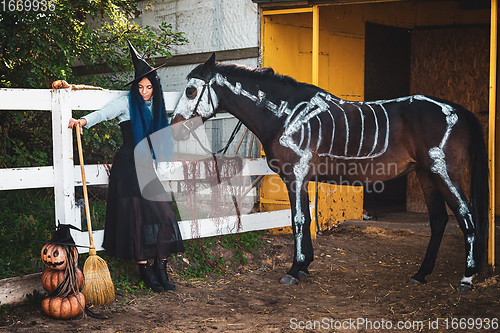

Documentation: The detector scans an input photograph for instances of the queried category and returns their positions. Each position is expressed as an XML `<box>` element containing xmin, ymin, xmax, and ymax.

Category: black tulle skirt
<box><xmin>103</xmin><ymin>121</ymin><xmax>184</xmax><ymax>261</ymax></box>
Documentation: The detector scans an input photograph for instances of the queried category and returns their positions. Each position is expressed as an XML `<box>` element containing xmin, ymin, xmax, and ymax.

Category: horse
<box><xmin>170</xmin><ymin>54</ymin><xmax>488</xmax><ymax>291</ymax></box>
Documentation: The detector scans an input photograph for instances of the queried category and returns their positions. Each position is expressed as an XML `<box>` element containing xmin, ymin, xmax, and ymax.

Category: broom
<box><xmin>76</xmin><ymin>123</ymin><xmax>115</xmax><ymax>306</ymax></box>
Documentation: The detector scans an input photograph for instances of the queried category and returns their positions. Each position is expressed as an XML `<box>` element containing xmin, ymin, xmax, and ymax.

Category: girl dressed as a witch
<box><xmin>68</xmin><ymin>41</ymin><xmax>184</xmax><ymax>292</ymax></box>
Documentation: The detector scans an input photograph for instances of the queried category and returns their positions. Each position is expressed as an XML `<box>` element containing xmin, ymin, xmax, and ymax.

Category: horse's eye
<box><xmin>186</xmin><ymin>87</ymin><xmax>197</xmax><ymax>100</ymax></box>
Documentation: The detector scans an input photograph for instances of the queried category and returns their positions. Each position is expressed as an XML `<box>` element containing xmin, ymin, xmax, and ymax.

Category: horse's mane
<box><xmin>188</xmin><ymin>62</ymin><xmax>303</xmax><ymax>88</ymax></box>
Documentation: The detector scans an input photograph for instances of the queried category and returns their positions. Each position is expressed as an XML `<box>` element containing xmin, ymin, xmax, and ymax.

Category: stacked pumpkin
<box><xmin>40</xmin><ymin>242</ymin><xmax>86</xmax><ymax>319</ymax></box>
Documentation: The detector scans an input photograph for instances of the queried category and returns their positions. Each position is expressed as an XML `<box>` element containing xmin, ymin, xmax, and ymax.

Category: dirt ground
<box><xmin>1</xmin><ymin>211</ymin><xmax>500</xmax><ymax>333</ymax></box>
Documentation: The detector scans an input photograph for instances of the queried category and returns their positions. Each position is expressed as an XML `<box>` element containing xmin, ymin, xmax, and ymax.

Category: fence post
<box><xmin>51</xmin><ymin>89</ymin><xmax>79</xmax><ymax>230</ymax></box>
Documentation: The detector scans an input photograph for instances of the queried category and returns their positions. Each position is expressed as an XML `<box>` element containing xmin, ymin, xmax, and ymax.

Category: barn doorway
<box><xmin>364</xmin><ymin>22</ymin><xmax>411</xmax><ymax>217</ymax></box>
<box><xmin>406</xmin><ymin>25</ymin><xmax>489</xmax><ymax>214</ymax></box>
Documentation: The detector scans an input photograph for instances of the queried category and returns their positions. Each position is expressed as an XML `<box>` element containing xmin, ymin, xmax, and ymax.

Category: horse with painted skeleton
<box><xmin>171</xmin><ymin>54</ymin><xmax>488</xmax><ymax>291</ymax></box>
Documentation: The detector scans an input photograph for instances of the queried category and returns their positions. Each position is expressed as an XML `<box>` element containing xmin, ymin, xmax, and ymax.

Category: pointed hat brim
<box><xmin>124</xmin><ymin>40</ymin><xmax>167</xmax><ymax>87</ymax></box>
<box><xmin>33</xmin><ymin>223</ymin><xmax>90</xmax><ymax>248</ymax></box>
<box><xmin>124</xmin><ymin>62</ymin><xmax>167</xmax><ymax>87</ymax></box>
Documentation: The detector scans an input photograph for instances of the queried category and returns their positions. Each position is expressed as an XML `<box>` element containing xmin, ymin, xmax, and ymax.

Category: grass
<box><xmin>173</xmin><ymin>231</ymin><xmax>264</xmax><ymax>279</ymax></box>
<box><xmin>0</xmin><ymin>188</ymin><xmax>107</xmax><ymax>279</ymax></box>
<box><xmin>0</xmin><ymin>189</ymin><xmax>54</xmax><ymax>279</ymax></box>
<box><xmin>100</xmin><ymin>256</ymin><xmax>147</xmax><ymax>295</ymax></box>
<box><xmin>1</xmin><ymin>188</ymin><xmax>265</xmax><ymax>292</ymax></box>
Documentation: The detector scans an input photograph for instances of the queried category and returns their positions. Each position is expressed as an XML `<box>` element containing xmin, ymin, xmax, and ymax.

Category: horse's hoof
<box><xmin>408</xmin><ymin>277</ymin><xmax>425</xmax><ymax>285</ymax></box>
<box><xmin>298</xmin><ymin>271</ymin><xmax>310</xmax><ymax>280</ymax></box>
<box><xmin>457</xmin><ymin>281</ymin><xmax>474</xmax><ymax>292</ymax></box>
<box><xmin>280</xmin><ymin>274</ymin><xmax>300</xmax><ymax>285</ymax></box>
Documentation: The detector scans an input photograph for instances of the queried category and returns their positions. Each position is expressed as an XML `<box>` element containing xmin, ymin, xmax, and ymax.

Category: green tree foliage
<box><xmin>0</xmin><ymin>0</ymin><xmax>187</xmax><ymax>166</ymax></box>
<box><xmin>0</xmin><ymin>1</ymin><xmax>187</xmax><ymax>279</ymax></box>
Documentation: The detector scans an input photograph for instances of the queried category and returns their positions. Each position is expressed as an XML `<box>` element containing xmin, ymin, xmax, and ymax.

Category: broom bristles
<box><xmin>82</xmin><ymin>254</ymin><xmax>115</xmax><ymax>306</ymax></box>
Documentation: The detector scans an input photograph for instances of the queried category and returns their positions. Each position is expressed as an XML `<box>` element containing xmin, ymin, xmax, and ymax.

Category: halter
<box><xmin>182</xmin><ymin>77</ymin><xmax>243</xmax><ymax>156</ymax></box>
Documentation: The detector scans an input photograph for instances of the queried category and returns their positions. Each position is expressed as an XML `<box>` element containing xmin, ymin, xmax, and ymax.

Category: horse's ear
<box><xmin>262</xmin><ymin>67</ymin><xmax>275</xmax><ymax>75</ymax></box>
<box><xmin>199</xmin><ymin>53</ymin><xmax>216</xmax><ymax>79</ymax></box>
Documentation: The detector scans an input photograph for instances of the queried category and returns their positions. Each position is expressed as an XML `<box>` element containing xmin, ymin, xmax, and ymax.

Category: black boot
<box><xmin>138</xmin><ymin>262</ymin><xmax>164</xmax><ymax>292</ymax></box>
<box><xmin>153</xmin><ymin>259</ymin><xmax>176</xmax><ymax>290</ymax></box>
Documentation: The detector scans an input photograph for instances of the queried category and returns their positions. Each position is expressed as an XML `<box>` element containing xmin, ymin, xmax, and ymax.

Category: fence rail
<box><xmin>0</xmin><ymin>88</ymin><xmax>291</xmax><ymax>252</ymax></box>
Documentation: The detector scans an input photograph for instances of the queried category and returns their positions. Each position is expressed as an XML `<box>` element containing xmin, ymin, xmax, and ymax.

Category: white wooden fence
<box><xmin>0</xmin><ymin>88</ymin><xmax>292</xmax><ymax>253</ymax></box>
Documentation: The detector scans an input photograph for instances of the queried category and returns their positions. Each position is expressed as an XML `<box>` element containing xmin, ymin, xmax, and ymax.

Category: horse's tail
<box><xmin>465</xmin><ymin>110</ymin><xmax>489</xmax><ymax>270</ymax></box>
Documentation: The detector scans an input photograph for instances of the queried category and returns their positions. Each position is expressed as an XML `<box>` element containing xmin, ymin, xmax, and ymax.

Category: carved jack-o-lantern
<box><xmin>41</xmin><ymin>244</ymin><xmax>78</xmax><ymax>271</ymax></box>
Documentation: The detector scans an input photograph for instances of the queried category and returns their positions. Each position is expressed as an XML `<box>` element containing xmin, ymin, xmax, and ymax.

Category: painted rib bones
<box><xmin>175</xmin><ymin>74</ymin><xmax>475</xmax><ymax>267</ymax></box>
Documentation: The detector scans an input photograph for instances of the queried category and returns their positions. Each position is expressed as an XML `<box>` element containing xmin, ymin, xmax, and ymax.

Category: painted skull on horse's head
<box><xmin>172</xmin><ymin>54</ymin><xmax>489</xmax><ymax>292</ymax></box>
<box><xmin>171</xmin><ymin>54</ymin><xmax>218</xmax><ymax>140</ymax></box>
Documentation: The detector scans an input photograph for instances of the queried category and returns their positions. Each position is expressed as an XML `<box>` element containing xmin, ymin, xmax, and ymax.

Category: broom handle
<box><xmin>75</xmin><ymin>123</ymin><xmax>96</xmax><ymax>253</ymax></box>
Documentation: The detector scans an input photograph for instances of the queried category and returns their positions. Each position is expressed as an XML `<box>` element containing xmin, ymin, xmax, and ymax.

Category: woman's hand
<box><xmin>68</xmin><ymin>118</ymin><xmax>87</xmax><ymax>134</ymax></box>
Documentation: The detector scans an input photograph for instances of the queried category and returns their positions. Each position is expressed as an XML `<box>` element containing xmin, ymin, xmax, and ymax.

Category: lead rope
<box><xmin>184</xmin><ymin>80</ymin><xmax>244</xmax><ymax>235</ymax></box>
<box><xmin>188</xmin><ymin>119</ymin><xmax>243</xmax><ymax>156</ymax></box>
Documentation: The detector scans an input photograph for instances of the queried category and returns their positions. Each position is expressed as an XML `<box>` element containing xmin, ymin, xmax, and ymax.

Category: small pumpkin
<box><xmin>41</xmin><ymin>292</ymin><xmax>85</xmax><ymax>320</ymax></box>
<box><xmin>41</xmin><ymin>244</ymin><xmax>78</xmax><ymax>270</ymax></box>
<box><xmin>41</xmin><ymin>267</ymin><xmax>84</xmax><ymax>293</ymax></box>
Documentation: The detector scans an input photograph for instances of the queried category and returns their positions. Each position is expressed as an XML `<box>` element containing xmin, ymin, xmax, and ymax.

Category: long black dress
<box><xmin>103</xmin><ymin>120</ymin><xmax>184</xmax><ymax>261</ymax></box>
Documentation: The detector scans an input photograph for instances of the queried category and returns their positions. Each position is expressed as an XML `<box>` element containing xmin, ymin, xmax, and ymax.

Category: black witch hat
<box><xmin>35</xmin><ymin>222</ymin><xmax>89</xmax><ymax>248</ymax></box>
<box><xmin>124</xmin><ymin>40</ymin><xmax>167</xmax><ymax>87</ymax></box>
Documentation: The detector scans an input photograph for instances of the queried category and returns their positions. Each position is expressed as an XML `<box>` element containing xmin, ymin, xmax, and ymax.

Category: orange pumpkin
<box><xmin>41</xmin><ymin>267</ymin><xmax>84</xmax><ymax>293</ymax></box>
<box><xmin>41</xmin><ymin>292</ymin><xmax>85</xmax><ymax>320</ymax></box>
<box><xmin>41</xmin><ymin>244</ymin><xmax>78</xmax><ymax>270</ymax></box>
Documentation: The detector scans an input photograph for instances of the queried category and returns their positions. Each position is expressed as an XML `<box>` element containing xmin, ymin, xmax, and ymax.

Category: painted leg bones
<box><xmin>422</xmin><ymin>96</ymin><xmax>477</xmax><ymax>286</ymax></box>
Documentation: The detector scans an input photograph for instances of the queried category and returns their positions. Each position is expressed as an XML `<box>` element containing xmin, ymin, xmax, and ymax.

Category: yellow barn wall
<box><xmin>260</xmin><ymin>1</ymin><xmax>497</xmax><ymax>231</ymax></box>
<box><xmin>261</xmin><ymin>10</ymin><xmax>366</xmax><ymax>235</ymax></box>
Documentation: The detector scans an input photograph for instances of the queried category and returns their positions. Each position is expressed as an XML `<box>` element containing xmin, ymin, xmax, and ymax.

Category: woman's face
<box><xmin>138</xmin><ymin>77</ymin><xmax>153</xmax><ymax>101</ymax></box>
